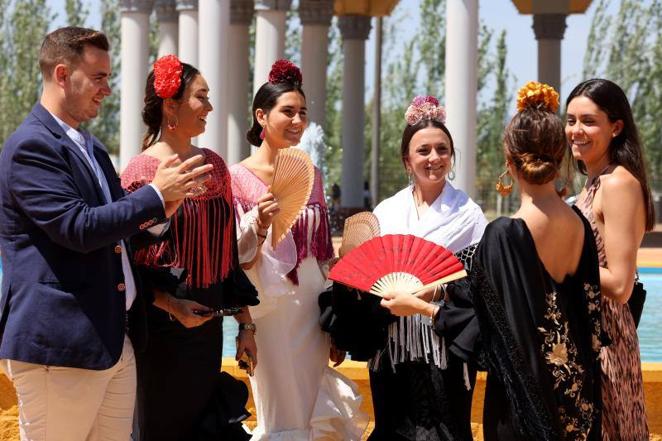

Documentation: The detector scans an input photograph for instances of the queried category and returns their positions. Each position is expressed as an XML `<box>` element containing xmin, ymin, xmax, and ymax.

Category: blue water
<box><xmin>0</xmin><ymin>261</ymin><xmax>659</xmax><ymax>361</ymax></box>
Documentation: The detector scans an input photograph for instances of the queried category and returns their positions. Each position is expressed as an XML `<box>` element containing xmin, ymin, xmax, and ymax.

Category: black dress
<box><xmin>471</xmin><ymin>209</ymin><xmax>602</xmax><ymax>441</ymax></box>
<box><xmin>122</xmin><ymin>150</ymin><xmax>258</xmax><ymax>441</ymax></box>
<box><xmin>324</xmin><ymin>246</ymin><xmax>480</xmax><ymax>441</ymax></box>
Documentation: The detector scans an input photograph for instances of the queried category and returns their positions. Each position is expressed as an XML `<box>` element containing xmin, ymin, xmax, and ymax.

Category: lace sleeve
<box><xmin>234</xmin><ymin>199</ymin><xmax>260</xmax><ymax>265</ymax></box>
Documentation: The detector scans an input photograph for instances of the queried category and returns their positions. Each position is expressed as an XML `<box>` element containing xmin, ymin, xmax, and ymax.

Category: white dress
<box><xmin>230</xmin><ymin>163</ymin><xmax>367</xmax><ymax>441</ymax></box>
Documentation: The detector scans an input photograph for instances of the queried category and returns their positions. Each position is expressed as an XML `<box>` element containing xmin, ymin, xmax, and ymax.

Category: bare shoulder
<box><xmin>600</xmin><ymin>165</ymin><xmax>642</xmax><ymax>198</ymax></box>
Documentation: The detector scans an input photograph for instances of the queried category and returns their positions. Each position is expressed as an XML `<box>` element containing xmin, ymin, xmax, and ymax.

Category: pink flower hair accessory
<box><xmin>268</xmin><ymin>59</ymin><xmax>303</xmax><ymax>86</ymax></box>
<box><xmin>405</xmin><ymin>95</ymin><xmax>446</xmax><ymax>126</ymax></box>
<box><xmin>153</xmin><ymin>54</ymin><xmax>183</xmax><ymax>99</ymax></box>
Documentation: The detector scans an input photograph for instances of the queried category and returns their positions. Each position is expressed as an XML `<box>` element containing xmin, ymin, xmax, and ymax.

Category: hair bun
<box><xmin>517</xmin><ymin>81</ymin><xmax>559</xmax><ymax>113</ymax></box>
<box><xmin>268</xmin><ymin>59</ymin><xmax>302</xmax><ymax>87</ymax></box>
<box><xmin>517</xmin><ymin>152</ymin><xmax>558</xmax><ymax>185</ymax></box>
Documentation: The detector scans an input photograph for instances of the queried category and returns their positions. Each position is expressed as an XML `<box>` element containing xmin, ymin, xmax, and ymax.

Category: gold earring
<box><xmin>495</xmin><ymin>169</ymin><xmax>513</xmax><ymax>196</ymax></box>
<box><xmin>167</xmin><ymin>117</ymin><xmax>178</xmax><ymax>131</ymax></box>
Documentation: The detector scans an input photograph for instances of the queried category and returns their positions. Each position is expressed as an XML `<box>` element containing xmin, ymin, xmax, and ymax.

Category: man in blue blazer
<box><xmin>0</xmin><ymin>27</ymin><xmax>213</xmax><ymax>440</ymax></box>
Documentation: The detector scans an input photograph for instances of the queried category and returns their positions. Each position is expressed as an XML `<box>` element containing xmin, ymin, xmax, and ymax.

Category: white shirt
<box><xmin>50</xmin><ymin>112</ymin><xmax>165</xmax><ymax>311</ymax></box>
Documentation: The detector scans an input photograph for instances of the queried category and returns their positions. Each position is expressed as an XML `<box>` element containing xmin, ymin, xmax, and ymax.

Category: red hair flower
<box><xmin>268</xmin><ymin>59</ymin><xmax>303</xmax><ymax>86</ymax></box>
<box><xmin>153</xmin><ymin>54</ymin><xmax>183</xmax><ymax>99</ymax></box>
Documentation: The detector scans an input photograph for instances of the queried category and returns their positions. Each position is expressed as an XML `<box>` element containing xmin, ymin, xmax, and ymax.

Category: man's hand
<box><xmin>151</xmin><ymin>154</ymin><xmax>213</xmax><ymax>202</ymax></box>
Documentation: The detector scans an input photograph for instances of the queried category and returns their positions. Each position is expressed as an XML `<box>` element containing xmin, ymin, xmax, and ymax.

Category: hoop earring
<box><xmin>495</xmin><ymin>169</ymin><xmax>513</xmax><ymax>196</ymax></box>
<box><xmin>167</xmin><ymin>117</ymin><xmax>178</xmax><ymax>131</ymax></box>
<box><xmin>447</xmin><ymin>169</ymin><xmax>456</xmax><ymax>181</ymax></box>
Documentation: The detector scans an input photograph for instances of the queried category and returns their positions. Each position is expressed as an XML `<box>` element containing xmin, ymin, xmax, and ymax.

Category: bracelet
<box><xmin>239</xmin><ymin>322</ymin><xmax>257</xmax><ymax>333</ymax></box>
<box><xmin>431</xmin><ymin>285</ymin><xmax>439</xmax><ymax>302</ymax></box>
<box><xmin>430</xmin><ymin>305</ymin><xmax>440</xmax><ymax>320</ymax></box>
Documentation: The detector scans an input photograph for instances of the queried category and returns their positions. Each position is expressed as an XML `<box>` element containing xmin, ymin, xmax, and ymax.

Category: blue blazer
<box><xmin>0</xmin><ymin>103</ymin><xmax>165</xmax><ymax>370</ymax></box>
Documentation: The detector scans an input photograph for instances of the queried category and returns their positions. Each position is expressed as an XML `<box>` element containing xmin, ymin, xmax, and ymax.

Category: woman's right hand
<box><xmin>169</xmin><ymin>298</ymin><xmax>215</xmax><ymax>328</ymax></box>
<box><xmin>256</xmin><ymin>186</ymin><xmax>280</xmax><ymax>230</ymax></box>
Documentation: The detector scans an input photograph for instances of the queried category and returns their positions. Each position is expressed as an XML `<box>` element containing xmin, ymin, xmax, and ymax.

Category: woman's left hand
<box><xmin>380</xmin><ymin>291</ymin><xmax>434</xmax><ymax>317</ymax></box>
<box><xmin>236</xmin><ymin>329</ymin><xmax>258</xmax><ymax>368</ymax></box>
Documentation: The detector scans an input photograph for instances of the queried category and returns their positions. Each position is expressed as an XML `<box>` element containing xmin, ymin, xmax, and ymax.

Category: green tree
<box><xmin>476</xmin><ymin>30</ymin><xmax>512</xmax><ymax>216</ymax></box>
<box><xmin>582</xmin><ymin>0</ymin><xmax>662</xmax><ymax>188</ymax></box>
<box><xmin>65</xmin><ymin>0</ymin><xmax>88</xmax><ymax>27</ymax></box>
<box><xmin>86</xmin><ymin>0</ymin><xmax>121</xmax><ymax>154</ymax></box>
<box><xmin>0</xmin><ymin>0</ymin><xmax>53</xmax><ymax>145</ymax></box>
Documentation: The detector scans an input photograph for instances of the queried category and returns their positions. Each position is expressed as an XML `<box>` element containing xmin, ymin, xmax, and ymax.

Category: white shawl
<box><xmin>371</xmin><ymin>182</ymin><xmax>487</xmax><ymax>375</ymax></box>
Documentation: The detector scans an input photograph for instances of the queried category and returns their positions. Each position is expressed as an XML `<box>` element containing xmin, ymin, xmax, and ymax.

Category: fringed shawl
<box><xmin>372</xmin><ymin>183</ymin><xmax>487</xmax><ymax>372</ymax></box>
<box><xmin>121</xmin><ymin>149</ymin><xmax>235</xmax><ymax>289</ymax></box>
<box><xmin>229</xmin><ymin>163</ymin><xmax>333</xmax><ymax>285</ymax></box>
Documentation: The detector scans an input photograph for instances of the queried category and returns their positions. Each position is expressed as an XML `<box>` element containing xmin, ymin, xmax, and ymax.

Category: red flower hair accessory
<box><xmin>153</xmin><ymin>54</ymin><xmax>183</xmax><ymax>99</ymax></box>
<box><xmin>268</xmin><ymin>59</ymin><xmax>303</xmax><ymax>86</ymax></box>
<box><xmin>405</xmin><ymin>95</ymin><xmax>446</xmax><ymax>126</ymax></box>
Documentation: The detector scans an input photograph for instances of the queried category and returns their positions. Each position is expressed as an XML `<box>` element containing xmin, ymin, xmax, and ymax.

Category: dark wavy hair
<box><xmin>400</xmin><ymin>119</ymin><xmax>455</xmax><ymax>168</ymax></box>
<box><xmin>247</xmin><ymin>81</ymin><xmax>306</xmax><ymax>147</ymax></box>
<box><xmin>566</xmin><ymin>78</ymin><xmax>655</xmax><ymax>231</ymax></box>
<box><xmin>141</xmin><ymin>62</ymin><xmax>200</xmax><ymax>149</ymax></box>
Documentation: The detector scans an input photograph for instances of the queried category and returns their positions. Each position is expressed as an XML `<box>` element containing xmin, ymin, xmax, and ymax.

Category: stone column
<box><xmin>533</xmin><ymin>14</ymin><xmax>567</xmax><ymax>96</ymax></box>
<box><xmin>253</xmin><ymin>0</ymin><xmax>292</xmax><ymax>94</ymax></box>
<box><xmin>227</xmin><ymin>0</ymin><xmax>253</xmax><ymax>164</ymax></box>
<box><xmin>176</xmin><ymin>0</ymin><xmax>198</xmax><ymax>66</ymax></box>
<box><xmin>299</xmin><ymin>0</ymin><xmax>333</xmax><ymax>128</ymax></box>
<box><xmin>198</xmin><ymin>0</ymin><xmax>230</xmax><ymax>156</ymax></box>
<box><xmin>156</xmin><ymin>0</ymin><xmax>178</xmax><ymax>56</ymax></box>
<box><xmin>338</xmin><ymin>15</ymin><xmax>371</xmax><ymax>208</ymax></box>
<box><xmin>120</xmin><ymin>0</ymin><xmax>153</xmax><ymax>171</ymax></box>
<box><xmin>444</xmin><ymin>0</ymin><xmax>478</xmax><ymax>197</ymax></box>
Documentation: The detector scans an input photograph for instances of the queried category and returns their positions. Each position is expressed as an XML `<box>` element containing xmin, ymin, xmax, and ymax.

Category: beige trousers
<box><xmin>0</xmin><ymin>336</ymin><xmax>136</xmax><ymax>441</ymax></box>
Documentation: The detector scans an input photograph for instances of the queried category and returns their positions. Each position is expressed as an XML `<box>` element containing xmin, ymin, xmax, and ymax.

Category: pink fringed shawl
<box><xmin>230</xmin><ymin>163</ymin><xmax>334</xmax><ymax>284</ymax></box>
<box><xmin>121</xmin><ymin>148</ymin><xmax>235</xmax><ymax>288</ymax></box>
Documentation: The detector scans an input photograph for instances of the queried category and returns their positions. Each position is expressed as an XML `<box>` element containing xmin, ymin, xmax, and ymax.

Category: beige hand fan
<box><xmin>339</xmin><ymin>212</ymin><xmax>380</xmax><ymax>257</ymax></box>
<box><xmin>271</xmin><ymin>148</ymin><xmax>315</xmax><ymax>247</ymax></box>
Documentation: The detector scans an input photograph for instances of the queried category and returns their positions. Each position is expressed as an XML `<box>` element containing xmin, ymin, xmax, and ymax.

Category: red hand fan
<box><xmin>328</xmin><ymin>234</ymin><xmax>467</xmax><ymax>297</ymax></box>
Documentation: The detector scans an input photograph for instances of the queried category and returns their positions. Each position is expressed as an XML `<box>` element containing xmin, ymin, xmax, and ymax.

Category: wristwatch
<box><xmin>239</xmin><ymin>322</ymin><xmax>257</xmax><ymax>333</ymax></box>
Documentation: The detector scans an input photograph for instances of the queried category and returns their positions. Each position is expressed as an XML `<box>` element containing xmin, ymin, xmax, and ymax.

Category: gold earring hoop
<box><xmin>495</xmin><ymin>169</ymin><xmax>513</xmax><ymax>197</ymax></box>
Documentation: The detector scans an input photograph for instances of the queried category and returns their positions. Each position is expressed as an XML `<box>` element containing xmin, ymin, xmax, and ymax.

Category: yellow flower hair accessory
<box><xmin>516</xmin><ymin>81</ymin><xmax>560</xmax><ymax>113</ymax></box>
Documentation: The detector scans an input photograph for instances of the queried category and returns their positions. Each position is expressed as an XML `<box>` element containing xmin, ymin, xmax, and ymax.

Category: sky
<box><xmin>49</xmin><ymin>0</ymin><xmax>598</xmax><ymax>105</ymax></box>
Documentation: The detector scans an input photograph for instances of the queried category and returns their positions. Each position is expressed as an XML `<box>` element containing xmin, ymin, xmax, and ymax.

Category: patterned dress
<box><xmin>576</xmin><ymin>173</ymin><xmax>649</xmax><ymax>441</ymax></box>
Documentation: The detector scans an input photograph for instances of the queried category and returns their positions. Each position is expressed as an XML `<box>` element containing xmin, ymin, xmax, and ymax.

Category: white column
<box><xmin>227</xmin><ymin>0</ymin><xmax>253</xmax><ymax>164</ymax></box>
<box><xmin>533</xmin><ymin>14</ymin><xmax>567</xmax><ymax>97</ymax></box>
<box><xmin>338</xmin><ymin>16</ymin><xmax>371</xmax><ymax>208</ymax></box>
<box><xmin>120</xmin><ymin>0</ymin><xmax>153</xmax><ymax>171</ymax></box>
<box><xmin>299</xmin><ymin>0</ymin><xmax>333</xmax><ymax>128</ymax></box>
<box><xmin>444</xmin><ymin>0</ymin><xmax>478</xmax><ymax>197</ymax></box>
<box><xmin>253</xmin><ymin>0</ymin><xmax>292</xmax><ymax>95</ymax></box>
<box><xmin>198</xmin><ymin>0</ymin><xmax>229</xmax><ymax>157</ymax></box>
<box><xmin>156</xmin><ymin>0</ymin><xmax>178</xmax><ymax>56</ymax></box>
<box><xmin>177</xmin><ymin>0</ymin><xmax>198</xmax><ymax>66</ymax></box>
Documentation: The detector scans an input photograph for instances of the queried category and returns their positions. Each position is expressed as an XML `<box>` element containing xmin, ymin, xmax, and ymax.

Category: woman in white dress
<box><xmin>229</xmin><ymin>59</ymin><xmax>366</xmax><ymax>440</ymax></box>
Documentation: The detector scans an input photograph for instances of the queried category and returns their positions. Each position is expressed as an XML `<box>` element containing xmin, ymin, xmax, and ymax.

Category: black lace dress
<box><xmin>471</xmin><ymin>209</ymin><xmax>602</xmax><ymax>441</ymax></box>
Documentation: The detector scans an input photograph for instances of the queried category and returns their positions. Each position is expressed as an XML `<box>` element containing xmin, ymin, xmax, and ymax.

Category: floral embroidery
<box><xmin>537</xmin><ymin>290</ymin><xmax>596</xmax><ymax>440</ymax></box>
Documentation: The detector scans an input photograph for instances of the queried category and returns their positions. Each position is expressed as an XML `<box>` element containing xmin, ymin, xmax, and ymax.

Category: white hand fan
<box><xmin>329</xmin><ymin>234</ymin><xmax>467</xmax><ymax>297</ymax></box>
<box><xmin>271</xmin><ymin>148</ymin><xmax>315</xmax><ymax>247</ymax></box>
<box><xmin>339</xmin><ymin>212</ymin><xmax>380</xmax><ymax>257</ymax></box>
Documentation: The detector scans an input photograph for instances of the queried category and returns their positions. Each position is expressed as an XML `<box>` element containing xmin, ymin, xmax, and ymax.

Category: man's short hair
<box><xmin>39</xmin><ymin>26</ymin><xmax>109</xmax><ymax>79</ymax></box>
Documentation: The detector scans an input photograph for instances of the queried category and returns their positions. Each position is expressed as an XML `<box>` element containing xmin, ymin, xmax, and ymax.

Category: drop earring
<box><xmin>495</xmin><ymin>169</ymin><xmax>513</xmax><ymax>196</ymax></box>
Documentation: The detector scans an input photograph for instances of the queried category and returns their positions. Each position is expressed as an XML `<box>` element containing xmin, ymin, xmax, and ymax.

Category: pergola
<box><xmin>118</xmin><ymin>0</ymin><xmax>591</xmax><ymax>205</ymax></box>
